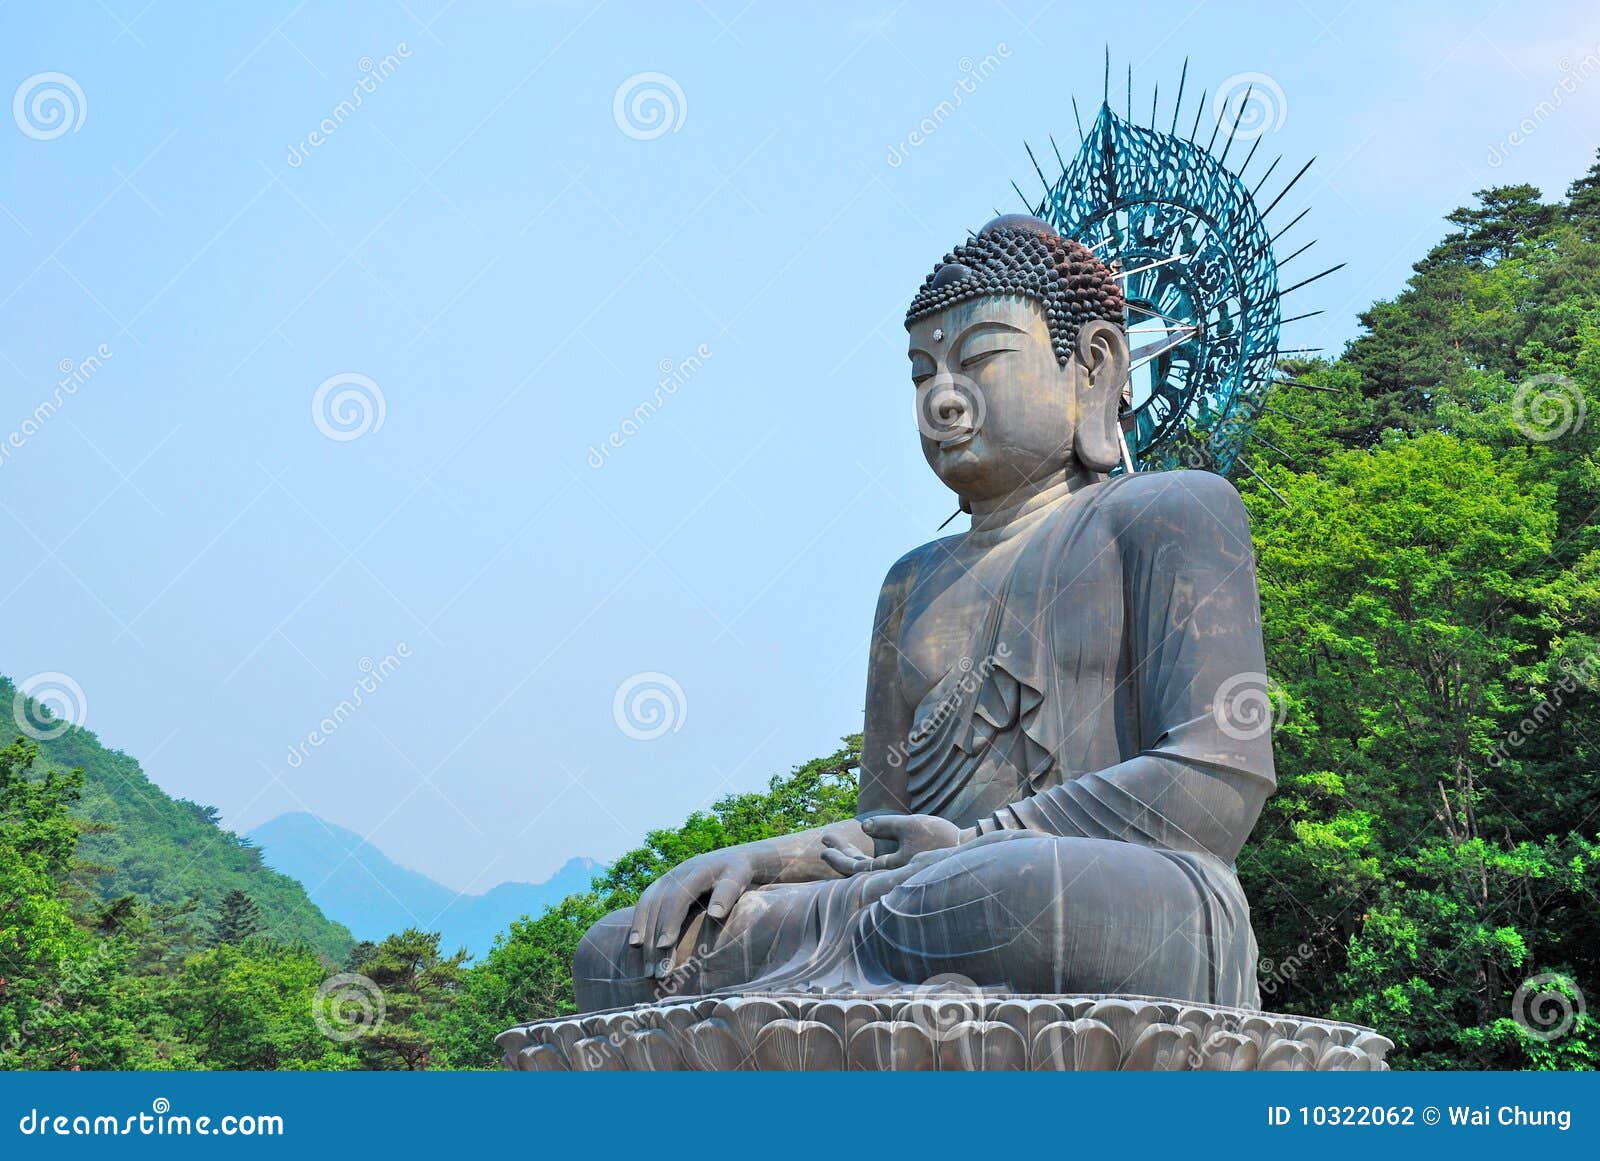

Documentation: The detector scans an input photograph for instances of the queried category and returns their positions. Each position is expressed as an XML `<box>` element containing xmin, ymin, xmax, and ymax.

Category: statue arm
<box><xmin>972</xmin><ymin>472</ymin><xmax>1276</xmax><ymax>862</ymax></box>
<box><xmin>856</xmin><ymin>547</ymin><xmax>923</xmax><ymax>817</ymax></box>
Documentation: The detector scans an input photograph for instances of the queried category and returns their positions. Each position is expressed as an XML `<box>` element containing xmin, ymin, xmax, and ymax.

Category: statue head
<box><xmin>904</xmin><ymin>214</ymin><xmax>1129</xmax><ymax>508</ymax></box>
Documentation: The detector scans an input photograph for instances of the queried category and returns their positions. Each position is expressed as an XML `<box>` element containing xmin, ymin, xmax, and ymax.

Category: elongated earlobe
<box><xmin>1072</xmin><ymin>319</ymin><xmax>1130</xmax><ymax>473</ymax></box>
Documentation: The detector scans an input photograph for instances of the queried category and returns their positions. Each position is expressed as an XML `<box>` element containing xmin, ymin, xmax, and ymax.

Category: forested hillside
<box><xmin>7</xmin><ymin>154</ymin><xmax>1600</xmax><ymax>1070</ymax></box>
<box><xmin>1</xmin><ymin>675</ymin><xmax>350</xmax><ymax>960</ymax></box>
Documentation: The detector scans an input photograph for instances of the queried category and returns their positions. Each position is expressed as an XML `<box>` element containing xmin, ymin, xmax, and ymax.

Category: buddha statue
<box><xmin>574</xmin><ymin>214</ymin><xmax>1276</xmax><ymax>1012</ymax></box>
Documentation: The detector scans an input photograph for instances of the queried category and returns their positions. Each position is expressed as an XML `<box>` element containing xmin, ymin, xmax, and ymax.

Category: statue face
<box><xmin>906</xmin><ymin>295</ymin><xmax>1083</xmax><ymax>505</ymax></box>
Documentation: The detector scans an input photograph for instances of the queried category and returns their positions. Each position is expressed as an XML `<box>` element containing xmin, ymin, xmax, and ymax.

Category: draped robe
<box><xmin>575</xmin><ymin>470</ymin><xmax>1276</xmax><ymax>1010</ymax></box>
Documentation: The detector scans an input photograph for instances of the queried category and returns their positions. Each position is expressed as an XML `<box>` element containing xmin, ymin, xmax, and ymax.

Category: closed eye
<box><xmin>959</xmin><ymin>347</ymin><xmax>1012</xmax><ymax>371</ymax></box>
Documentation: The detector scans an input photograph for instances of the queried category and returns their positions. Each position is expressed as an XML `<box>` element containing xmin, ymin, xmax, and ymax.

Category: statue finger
<box><xmin>866</xmin><ymin>850</ymin><xmax>911</xmax><ymax>872</ymax></box>
<box><xmin>706</xmin><ymin>869</ymin><xmax>752</xmax><ymax>920</ymax></box>
<box><xmin>863</xmin><ymin>815</ymin><xmax>911</xmax><ymax>839</ymax></box>
<box><xmin>821</xmin><ymin>847</ymin><xmax>866</xmax><ymax>876</ymax></box>
<box><xmin>653</xmin><ymin>873</ymin><xmax>707</xmax><ymax>950</ymax></box>
<box><xmin>822</xmin><ymin>833</ymin><xmax>868</xmax><ymax>860</ymax></box>
<box><xmin>630</xmin><ymin>881</ymin><xmax>662</xmax><ymax>946</ymax></box>
<box><xmin>635</xmin><ymin>868</ymin><xmax>686</xmax><ymax>949</ymax></box>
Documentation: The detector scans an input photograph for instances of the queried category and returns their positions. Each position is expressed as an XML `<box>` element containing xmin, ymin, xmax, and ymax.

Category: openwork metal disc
<box><xmin>1033</xmin><ymin>102</ymin><xmax>1282</xmax><ymax>474</ymax></box>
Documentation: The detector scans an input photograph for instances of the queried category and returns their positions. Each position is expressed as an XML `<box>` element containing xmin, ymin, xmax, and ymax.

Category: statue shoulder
<box><xmin>1098</xmin><ymin>469</ymin><xmax>1254</xmax><ymax>555</ymax></box>
<box><xmin>880</xmin><ymin>534</ymin><xmax>962</xmax><ymax>591</ymax></box>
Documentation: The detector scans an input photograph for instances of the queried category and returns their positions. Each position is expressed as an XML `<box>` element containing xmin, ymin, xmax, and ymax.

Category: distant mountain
<box><xmin>247</xmin><ymin>812</ymin><xmax>601</xmax><ymax>958</ymax></box>
<box><xmin>2</xmin><ymin>675</ymin><xmax>354</xmax><ymax>961</ymax></box>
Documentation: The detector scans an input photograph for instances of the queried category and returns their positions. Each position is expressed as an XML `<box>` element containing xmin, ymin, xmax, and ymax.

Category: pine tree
<box><xmin>1424</xmin><ymin>183</ymin><xmax>1557</xmax><ymax>267</ymax></box>
<box><xmin>355</xmin><ymin>929</ymin><xmax>466</xmax><ymax>1070</ymax></box>
<box><xmin>210</xmin><ymin>889</ymin><xmax>264</xmax><ymax>946</ymax></box>
<box><xmin>1566</xmin><ymin>149</ymin><xmax>1600</xmax><ymax>239</ymax></box>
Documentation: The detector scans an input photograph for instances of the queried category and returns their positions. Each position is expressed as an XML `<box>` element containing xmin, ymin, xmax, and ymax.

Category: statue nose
<box><xmin>920</xmin><ymin>373</ymin><xmax>983</xmax><ymax>442</ymax></box>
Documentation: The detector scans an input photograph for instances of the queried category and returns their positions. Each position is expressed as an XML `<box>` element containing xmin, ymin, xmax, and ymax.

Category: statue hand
<box><xmin>631</xmin><ymin>846</ymin><xmax>763</xmax><ymax>952</ymax></box>
<box><xmin>820</xmin><ymin>814</ymin><xmax>966</xmax><ymax>876</ymax></box>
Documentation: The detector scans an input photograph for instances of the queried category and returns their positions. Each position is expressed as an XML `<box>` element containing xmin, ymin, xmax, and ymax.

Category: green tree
<box><xmin>353</xmin><ymin>929</ymin><xmax>466</xmax><ymax>1070</ymax></box>
<box><xmin>210</xmin><ymin>889</ymin><xmax>264</xmax><ymax>945</ymax></box>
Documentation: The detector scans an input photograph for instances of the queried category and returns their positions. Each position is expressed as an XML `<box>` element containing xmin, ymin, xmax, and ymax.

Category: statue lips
<box><xmin>937</xmin><ymin>427</ymin><xmax>976</xmax><ymax>451</ymax></box>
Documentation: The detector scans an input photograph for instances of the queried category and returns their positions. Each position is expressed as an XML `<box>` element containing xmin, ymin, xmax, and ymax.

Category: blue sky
<box><xmin>4</xmin><ymin>1</ymin><xmax>1599</xmax><ymax>892</ymax></box>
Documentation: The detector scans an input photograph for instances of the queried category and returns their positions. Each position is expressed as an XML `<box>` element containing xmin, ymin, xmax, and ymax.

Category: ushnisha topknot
<box><xmin>905</xmin><ymin>214</ymin><xmax>1126</xmax><ymax>366</ymax></box>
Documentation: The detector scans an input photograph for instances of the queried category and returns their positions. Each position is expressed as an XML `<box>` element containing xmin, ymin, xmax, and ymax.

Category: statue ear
<box><xmin>1071</xmin><ymin>318</ymin><xmax>1130</xmax><ymax>474</ymax></box>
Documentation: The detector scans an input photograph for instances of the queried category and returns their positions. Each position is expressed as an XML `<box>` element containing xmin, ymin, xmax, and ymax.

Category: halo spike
<box><xmin>1249</xmin><ymin>432</ymin><xmax>1297</xmax><ymax>463</ymax></box>
<box><xmin>1278</xmin><ymin>238</ymin><xmax>1317</xmax><ymax>267</ymax></box>
<box><xmin>1169</xmin><ymin>58</ymin><xmax>1188</xmax><ymax>135</ymax></box>
<box><xmin>1259</xmin><ymin>157</ymin><xmax>1316</xmax><ymax>220</ymax></box>
<box><xmin>1236</xmin><ymin>132</ymin><xmax>1263</xmax><ymax>181</ymax></box>
<box><xmin>1249</xmin><ymin>155</ymin><xmax>1282</xmax><ymax>198</ymax></box>
<box><xmin>1188</xmin><ymin>90</ymin><xmax>1206</xmax><ymax>143</ymax></box>
<box><xmin>1217</xmin><ymin>84</ymin><xmax>1251</xmax><ymax>167</ymax></box>
<box><xmin>1273</xmin><ymin>262</ymin><xmax>1345</xmax><ymax>299</ymax></box>
<box><xmin>1205</xmin><ymin>86</ymin><xmax>1235</xmax><ymax>154</ymax></box>
<box><xmin>1024</xmin><ymin>141</ymin><xmax>1052</xmax><ymax>197</ymax></box>
<box><xmin>1278</xmin><ymin>308</ymin><xmax>1326</xmax><ymax>326</ymax></box>
<box><xmin>1270</xmin><ymin>206</ymin><xmax>1311</xmax><ymax>243</ymax></box>
<box><xmin>1237</xmin><ymin>459</ymin><xmax>1289</xmax><ymax>505</ymax></box>
<box><xmin>1071</xmin><ymin>96</ymin><xmax>1086</xmax><ymax>141</ymax></box>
